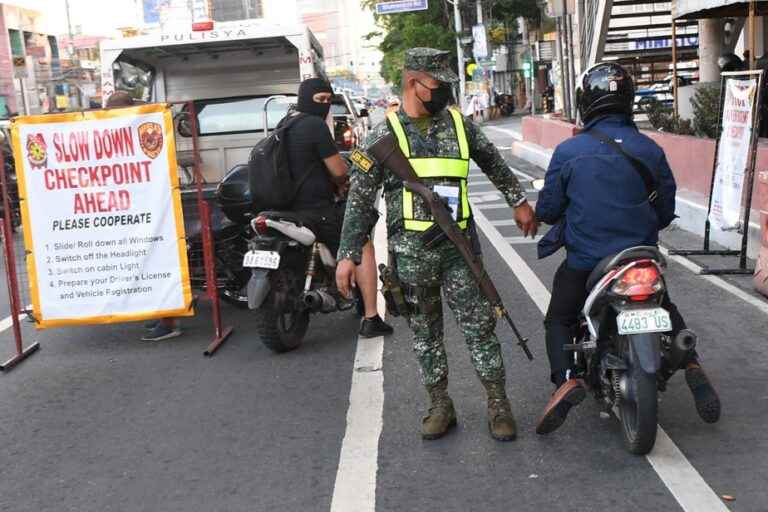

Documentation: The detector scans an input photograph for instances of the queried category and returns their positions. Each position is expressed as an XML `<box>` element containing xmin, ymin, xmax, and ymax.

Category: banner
<box><xmin>11</xmin><ymin>104</ymin><xmax>193</xmax><ymax>328</ymax></box>
<box><xmin>709</xmin><ymin>77</ymin><xmax>758</xmax><ymax>231</ymax></box>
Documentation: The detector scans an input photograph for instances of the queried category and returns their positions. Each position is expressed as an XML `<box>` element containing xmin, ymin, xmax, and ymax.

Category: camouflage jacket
<box><xmin>337</xmin><ymin>108</ymin><xmax>526</xmax><ymax>262</ymax></box>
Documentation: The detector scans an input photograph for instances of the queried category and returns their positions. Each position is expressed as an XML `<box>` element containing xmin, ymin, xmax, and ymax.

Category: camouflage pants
<box><xmin>395</xmin><ymin>242</ymin><xmax>505</xmax><ymax>387</ymax></box>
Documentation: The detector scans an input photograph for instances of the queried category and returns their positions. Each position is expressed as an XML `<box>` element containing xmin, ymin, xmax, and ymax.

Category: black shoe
<box><xmin>359</xmin><ymin>315</ymin><xmax>393</xmax><ymax>338</ymax></box>
<box><xmin>686</xmin><ymin>364</ymin><xmax>721</xmax><ymax>424</ymax></box>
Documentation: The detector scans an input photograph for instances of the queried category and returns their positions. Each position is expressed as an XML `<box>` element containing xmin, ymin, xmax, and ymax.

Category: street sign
<box><xmin>522</xmin><ymin>61</ymin><xmax>532</xmax><ymax>71</ymax></box>
<box><xmin>375</xmin><ymin>0</ymin><xmax>428</xmax><ymax>15</ymax></box>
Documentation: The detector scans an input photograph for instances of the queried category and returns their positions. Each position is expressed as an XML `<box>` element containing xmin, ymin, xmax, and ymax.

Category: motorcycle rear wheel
<box><xmin>619</xmin><ymin>366</ymin><xmax>658</xmax><ymax>455</ymax></box>
<box><xmin>255</xmin><ymin>306</ymin><xmax>310</xmax><ymax>353</ymax></box>
<box><xmin>255</xmin><ymin>267</ymin><xmax>310</xmax><ymax>353</ymax></box>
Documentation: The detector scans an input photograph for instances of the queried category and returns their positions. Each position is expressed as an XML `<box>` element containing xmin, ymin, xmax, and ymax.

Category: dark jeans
<box><xmin>544</xmin><ymin>260</ymin><xmax>689</xmax><ymax>387</ymax></box>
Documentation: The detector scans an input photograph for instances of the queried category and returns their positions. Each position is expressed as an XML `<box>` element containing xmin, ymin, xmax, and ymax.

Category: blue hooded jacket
<box><xmin>535</xmin><ymin>114</ymin><xmax>677</xmax><ymax>271</ymax></box>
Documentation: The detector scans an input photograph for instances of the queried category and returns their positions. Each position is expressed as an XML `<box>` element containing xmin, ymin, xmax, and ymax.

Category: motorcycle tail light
<box><xmin>611</xmin><ymin>262</ymin><xmax>662</xmax><ymax>299</ymax></box>
<box><xmin>251</xmin><ymin>215</ymin><xmax>269</xmax><ymax>234</ymax></box>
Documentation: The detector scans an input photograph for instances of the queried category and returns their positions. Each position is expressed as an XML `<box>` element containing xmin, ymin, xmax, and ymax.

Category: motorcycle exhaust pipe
<box><xmin>301</xmin><ymin>290</ymin><xmax>337</xmax><ymax>313</ymax></box>
<box><xmin>666</xmin><ymin>329</ymin><xmax>698</xmax><ymax>371</ymax></box>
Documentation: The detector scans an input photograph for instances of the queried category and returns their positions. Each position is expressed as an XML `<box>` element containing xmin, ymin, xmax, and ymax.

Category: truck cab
<box><xmin>100</xmin><ymin>21</ymin><xmax>325</xmax><ymax>184</ymax></box>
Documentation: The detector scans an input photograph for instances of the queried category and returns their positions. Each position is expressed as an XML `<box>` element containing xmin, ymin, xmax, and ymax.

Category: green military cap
<box><xmin>404</xmin><ymin>47</ymin><xmax>459</xmax><ymax>83</ymax></box>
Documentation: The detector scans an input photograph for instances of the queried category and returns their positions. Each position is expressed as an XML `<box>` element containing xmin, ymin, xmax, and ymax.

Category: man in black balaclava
<box><xmin>287</xmin><ymin>77</ymin><xmax>392</xmax><ymax>338</ymax></box>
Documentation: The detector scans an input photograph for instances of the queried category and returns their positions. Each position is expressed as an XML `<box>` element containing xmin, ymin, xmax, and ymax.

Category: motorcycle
<box><xmin>567</xmin><ymin>245</ymin><xmax>697</xmax><ymax>454</ymax></box>
<box><xmin>214</xmin><ymin>163</ymin><xmax>362</xmax><ymax>352</ymax></box>
<box><xmin>242</xmin><ymin>210</ymin><xmax>362</xmax><ymax>352</ymax></box>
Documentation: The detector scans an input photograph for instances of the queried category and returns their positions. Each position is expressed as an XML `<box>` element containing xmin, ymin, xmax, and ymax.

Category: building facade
<box><xmin>0</xmin><ymin>3</ymin><xmax>61</xmax><ymax>116</ymax></box>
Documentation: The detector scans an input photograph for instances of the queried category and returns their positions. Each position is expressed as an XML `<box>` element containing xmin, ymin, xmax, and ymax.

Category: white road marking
<box><xmin>475</xmin><ymin>201</ymin><xmax>536</xmax><ymax>210</ymax></box>
<box><xmin>468</xmin><ymin>168</ymin><xmax>536</xmax><ymax>182</ymax></box>
<box><xmin>484</xmin><ymin>124</ymin><xmax>523</xmax><ymax>141</ymax></box>
<box><xmin>491</xmin><ymin>219</ymin><xmax>519</xmax><ymax>227</ymax></box>
<box><xmin>472</xmin><ymin>203</ymin><xmax>730</xmax><ymax>512</ymax></box>
<box><xmin>646</xmin><ymin>429</ymin><xmax>730</xmax><ymax>512</ymax></box>
<box><xmin>510</xmin><ymin>167</ymin><xmax>537</xmax><ymax>182</ymax></box>
<box><xmin>475</xmin><ymin>203</ymin><xmax>514</xmax><ymax>210</ymax></box>
<box><xmin>505</xmin><ymin>236</ymin><xmax>543</xmax><ymax>245</ymax></box>
<box><xmin>331</xmin><ymin>207</ymin><xmax>388</xmax><ymax>512</ymax></box>
<box><xmin>0</xmin><ymin>306</ymin><xmax>32</xmax><ymax>333</ymax></box>
<box><xmin>660</xmin><ymin>246</ymin><xmax>768</xmax><ymax>315</ymax></box>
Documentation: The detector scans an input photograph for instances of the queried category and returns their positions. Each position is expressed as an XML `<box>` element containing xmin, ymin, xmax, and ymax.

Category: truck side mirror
<box><xmin>175</xmin><ymin>112</ymin><xmax>193</xmax><ymax>138</ymax></box>
<box><xmin>359</xmin><ymin>108</ymin><xmax>369</xmax><ymax>118</ymax></box>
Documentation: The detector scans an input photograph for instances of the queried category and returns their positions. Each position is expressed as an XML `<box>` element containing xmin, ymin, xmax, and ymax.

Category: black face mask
<box><xmin>297</xmin><ymin>78</ymin><xmax>333</xmax><ymax>118</ymax></box>
<box><xmin>416</xmin><ymin>80</ymin><xmax>453</xmax><ymax>115</ymax></box>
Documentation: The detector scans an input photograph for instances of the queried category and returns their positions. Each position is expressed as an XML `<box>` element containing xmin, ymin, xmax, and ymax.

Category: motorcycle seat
<box><xmin>257</xmin><ymin>211</ymin><xmax>306</xmax><ymax>226</ymax></box>
<box><xmin>586</xmin><ymin>246</ymin><xmax>665</xmax><ymax>290</ymax></box>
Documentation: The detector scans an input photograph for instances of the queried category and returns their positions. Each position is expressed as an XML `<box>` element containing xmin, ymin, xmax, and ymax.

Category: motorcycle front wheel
<box><xmin>618</xmin><ymin>365</ymin><xmax>659</xmax><ymax>455</ymax></box>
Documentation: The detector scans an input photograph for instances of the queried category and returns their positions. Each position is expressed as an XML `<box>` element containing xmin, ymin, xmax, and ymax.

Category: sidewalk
<box><xmin>485</xmin><ymin>115</ymin><xmax>763</xmax><ymax>261</ymax></box>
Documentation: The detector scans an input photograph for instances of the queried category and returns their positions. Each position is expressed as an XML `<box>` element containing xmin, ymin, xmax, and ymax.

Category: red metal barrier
<box><xmin>170</xmin><ymin>100</ymin><xmax>233</xmax><ymax>355</ymax></box>
<box><xmin>0</xmin><ymin>143</ymin><xmax>40</xmax><ymax>371</ymax></box>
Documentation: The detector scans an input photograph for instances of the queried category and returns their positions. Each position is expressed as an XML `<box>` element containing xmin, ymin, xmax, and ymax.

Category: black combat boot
<box><xmin>482</xmin><ymin>379</ymin><xmax>517</xmax><ymax>441</ymax></box>
<box><xmin>422</xmin><ymin>379</ymin><xmax>457</xmax><ymax>440</ymax></box>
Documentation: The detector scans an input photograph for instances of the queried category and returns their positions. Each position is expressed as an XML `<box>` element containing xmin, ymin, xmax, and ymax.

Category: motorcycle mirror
<box><xmin>531</xmin><ymin>178</ymin><xmax>545</xmax><ymax>191</ymax></box>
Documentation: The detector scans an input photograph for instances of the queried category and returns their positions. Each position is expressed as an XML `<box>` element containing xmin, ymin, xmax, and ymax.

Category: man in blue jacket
<box><xmin>534</xmin><ymin>63</ymin><xmax>720</xmax><ymax>434</ymax></box>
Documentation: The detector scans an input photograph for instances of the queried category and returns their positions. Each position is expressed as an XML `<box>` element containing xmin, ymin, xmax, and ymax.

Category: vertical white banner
<box><xmin>709</xmin><ymin>77</ymin><xmax>757</xmax><ymax>231</ymax></box>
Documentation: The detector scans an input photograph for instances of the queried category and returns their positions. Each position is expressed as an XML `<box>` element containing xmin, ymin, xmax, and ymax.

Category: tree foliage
<box><xmin>691</xmin><ymin>84</ymin><xmax>720</xmax><ymax>138</ymax></box>
<box><xmin>362</xmin><ymin>0</ymin><xmax>455</xmax><ymax>87</ymax></box>
<box><xmin>361</xmin><ymin>0</ymin><xmax>545</xmax><ymax>87</ymax></box>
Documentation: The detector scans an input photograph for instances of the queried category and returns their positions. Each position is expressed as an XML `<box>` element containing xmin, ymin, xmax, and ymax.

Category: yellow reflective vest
<box><xmin>386</xmin><ymin>110</ymin><xmax>471</xmax><ymax>231</ymax></box>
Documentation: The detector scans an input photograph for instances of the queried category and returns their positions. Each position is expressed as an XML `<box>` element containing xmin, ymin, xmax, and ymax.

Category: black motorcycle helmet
<box><xmin>718</xmin><ymin>53</ymin><xmax>745</xmax><ymax>72</ymax></box>
<box><xmin>576</xmin><ymin>62</ymin><xmax>635</xmax><ymax>124</ymax></box>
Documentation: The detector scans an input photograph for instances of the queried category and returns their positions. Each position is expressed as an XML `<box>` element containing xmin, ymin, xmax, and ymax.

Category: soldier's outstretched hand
<box><xmin>336</xmin><ymin>258</ymin><xmax>357</xmax><ymax>299</ymax></box>
<box><xmin>514</xmin><ymin>202</ymin><xmax>539</xmax><ymax>238</ymax></box>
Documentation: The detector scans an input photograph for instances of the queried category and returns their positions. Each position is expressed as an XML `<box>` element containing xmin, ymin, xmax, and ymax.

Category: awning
<box><xmin>674</xmin><ymin>0</ymin><xmax>768</xmax><ymax>19</ymax></box>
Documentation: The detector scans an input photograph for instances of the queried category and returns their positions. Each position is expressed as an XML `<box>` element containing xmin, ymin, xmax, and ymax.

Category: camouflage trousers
<box><xmin>395</xmin><ymin>242</ymin><xmax>505</xmax><ymax>387</ymax></box>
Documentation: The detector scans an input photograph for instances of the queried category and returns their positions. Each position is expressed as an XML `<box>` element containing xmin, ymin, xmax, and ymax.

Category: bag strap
<box><xmin>586</xmin><ymin>128</ymin><xmax>659</xmax><ymax>204</ymax></box>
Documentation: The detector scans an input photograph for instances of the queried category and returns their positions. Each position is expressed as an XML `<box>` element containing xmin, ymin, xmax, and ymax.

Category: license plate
<box><xmin>243</xmin><ymin>250</ymin><xmax>280</xmax><ymax>269</ymax></box>
<box><xmin>617</xmin><ymin>308</ymin><xmax>672</xmax><ymax>335</ymax></box>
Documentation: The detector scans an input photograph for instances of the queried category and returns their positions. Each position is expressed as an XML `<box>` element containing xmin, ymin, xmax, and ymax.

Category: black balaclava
<box><xmin>297</xmin><ymin>78</ymin><xmax>334</xmax><ymax>118</ymax></box>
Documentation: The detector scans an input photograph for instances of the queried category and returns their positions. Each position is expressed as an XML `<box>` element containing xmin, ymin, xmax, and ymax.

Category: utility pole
<box><xmin>453</xmin><ymin>0</ymin><xmax>466</xmax><ymax>111</ymax></box>
<box><xmin>64</xmin><ymin>0</ymin><xmax>82</xmax><ymax>109</ymax></box>
<box><xmin>476</xmin><ymin>0</ymin><xmax>483</xmax><ymax>23</ymax></box>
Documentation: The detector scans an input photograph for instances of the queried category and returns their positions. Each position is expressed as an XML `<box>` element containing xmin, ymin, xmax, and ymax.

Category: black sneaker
<box><xmin>359</xmin><ymin>315</ymin><xmax>393</xmax><ymax>338</ymax></box>
<box><xmin>141</xmin><ymin>323</ymin><xmax>182</xmax><ymax>342</ymax></box>
<box><xmin>685</xmin><ymin>364</ymin><xmax>721</xmax><ymax>424</ymax></box>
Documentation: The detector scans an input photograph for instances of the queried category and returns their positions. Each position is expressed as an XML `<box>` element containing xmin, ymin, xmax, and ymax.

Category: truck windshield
<box><xmin>196</xmin><ymin>96</ymin><xmax>295</xmax><ymax>136</ymax></box>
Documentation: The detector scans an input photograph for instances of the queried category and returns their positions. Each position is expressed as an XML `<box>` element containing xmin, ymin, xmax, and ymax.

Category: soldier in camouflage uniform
<box><xmin>336</xmin><ymin>48</ymin><xmax>538</xmax><ymax>441</ymax></box>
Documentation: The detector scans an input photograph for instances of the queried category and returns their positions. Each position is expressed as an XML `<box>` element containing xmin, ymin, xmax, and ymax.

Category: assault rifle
<box><xmin>368</xmin><ymin>133</ymin><xmax>533</xmax><ymax>361</ymax></box>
